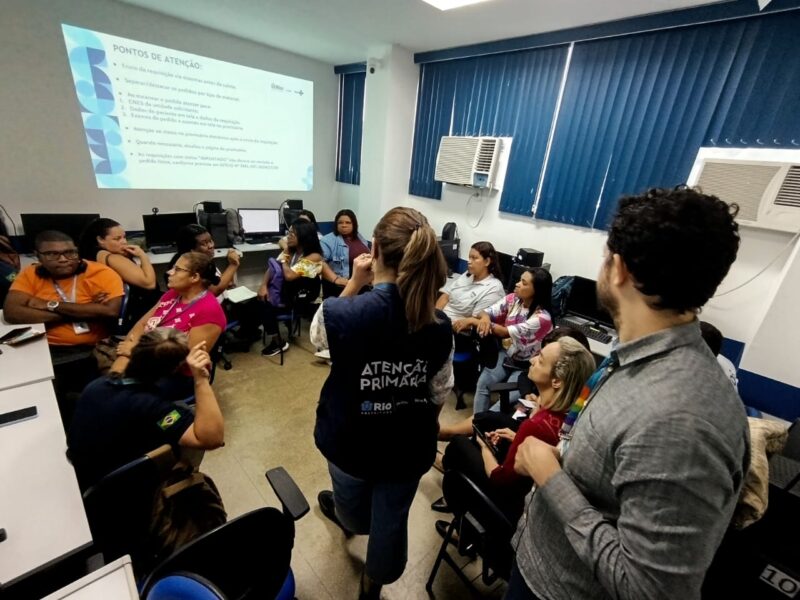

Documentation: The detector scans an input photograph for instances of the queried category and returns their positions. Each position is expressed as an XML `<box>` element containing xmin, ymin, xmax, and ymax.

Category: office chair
<box><xmin>426</xmin><ymin>470</ymin><xmax>515</xmax><ymax>596</ymax></box>
<box><xmin>141</xmin><ymin>467</ymin><xmax>310</xmax><ymax>600</ymax></box>
<box><xmin>265</xmin><ymin>274</ymin><xmax>322</xmax><ymax>366</ymax></box>
<box><xmin>82</xmin><ymin>445</ymin><xmax>177</xmax><ymax>576</ymax></box>
<box><xmin>145</xmin><ymin>572</ymin><xmax>226</xmax><ymax>600</ymax></box>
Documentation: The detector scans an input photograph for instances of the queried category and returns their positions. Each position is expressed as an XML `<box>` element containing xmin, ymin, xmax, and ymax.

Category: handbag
<box><xmin>93</xmin><ymin>336</ymin><xmax>121</xmax><ymax>374</ymax></box>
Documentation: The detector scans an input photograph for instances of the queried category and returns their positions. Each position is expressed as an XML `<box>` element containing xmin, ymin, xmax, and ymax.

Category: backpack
<box><xmin>149</xmin><ymin>464</ymin><xmax>227</xmax><ymax>559</ymax></box>
<box><xmin>550</xmin><ymin>275</ymin><xmax>575</xmax><ymax>320</ymax></box>
<box><xmin>225</xmin><ymin>208</ymin><xmax>244</xmax><ymax>244</ymax></box>
<box><xmin>267</xmin><ymin>257</ymin><xmax>285</xmax><ymax>306</ymax></box>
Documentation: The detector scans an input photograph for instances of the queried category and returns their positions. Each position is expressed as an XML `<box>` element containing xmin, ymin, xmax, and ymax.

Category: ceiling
<box><xmin>119</xmin><ymin>0</ymin><xmax>726</xmax><ymax>65</ymax></box>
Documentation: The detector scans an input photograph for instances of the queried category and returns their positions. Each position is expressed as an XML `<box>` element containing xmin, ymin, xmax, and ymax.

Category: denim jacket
<box><xmin>320</xmin><ymin>232</ymin><xmax>370</xmax><ymax>278</ymax></box>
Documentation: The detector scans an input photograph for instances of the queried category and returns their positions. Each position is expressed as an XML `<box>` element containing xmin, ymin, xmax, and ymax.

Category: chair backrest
<box><xmin>442</xmin><ymin>470</ymin><xmax>515</xmax><ymax>581</ymax></box>
<box><xmin>146</xmin><ymin>572</ymin><xmax>226</xmax><ymax>600</ymax></box>
<box><xmin>141</xmin><ymin>507</ymin><xmax>295</xmax><ymax>600</ymax></box>
<box><xmin>82</xmin><ymin>445</ymin><xmax>176</xmax><ymax>572</ymax></box>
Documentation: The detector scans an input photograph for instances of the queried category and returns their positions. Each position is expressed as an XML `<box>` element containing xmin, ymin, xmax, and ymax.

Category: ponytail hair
<box><xmin>373</xmin><ymin>207</ymin><xmax>447</xmax><ymax>331</ymax></box>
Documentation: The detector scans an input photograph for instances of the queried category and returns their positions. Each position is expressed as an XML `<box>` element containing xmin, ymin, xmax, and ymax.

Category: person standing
<box><xmin>508</xmin><ymin>187</ymin><xmax>749</xmax><ymax>600</ymax></box>
<box><xmin>312</xmin><ymin>207</ymin><xmax>453</xmax><ymax>600</ymax></box>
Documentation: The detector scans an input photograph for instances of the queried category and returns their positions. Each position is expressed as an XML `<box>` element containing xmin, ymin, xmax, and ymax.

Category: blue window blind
<box><xmin>536</xmin><ymin>22</ymin><xmax>750</xmax><ymax>229</ymax></box>
<box><xmin>336</xmin><ymin>71</ymin><xmax>366</xmax><ymax>185</ymax></box>
<box><xmin>409</xmin><ymin>46</ymin><xmax>568</xmax><ymax>214</ymax></box>
<box><xmin>706</xmin><ymin>12</ymin><xmax>800</xmax><ymax>149</ymax></box>
<box><xmin>537</xmin><ymin>11</ymin><xmax>800</xmax><ymax>229</ymax></box>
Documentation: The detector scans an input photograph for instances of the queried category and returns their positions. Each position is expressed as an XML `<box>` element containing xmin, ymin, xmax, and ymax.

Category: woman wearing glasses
<box><xmin>113</xmin><ymin>251</ymin><xmax>226</xmax><ymax>395</ymax></box>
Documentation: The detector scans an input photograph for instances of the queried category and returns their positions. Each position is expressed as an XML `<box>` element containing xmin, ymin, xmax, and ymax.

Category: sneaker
<box><xmin>317</xmin><ymin>490</ymin><xmax>353</xmax><ymax>537</ymax></box>
<box><xmin>261</xmin><ymin>339</ymin><xmax>289</xmax><ymax>357</ymax></box>
<box><xmin>314</xmin><ymin>348</ymin><xmax>331</xmax><ymax>360</ymax></box>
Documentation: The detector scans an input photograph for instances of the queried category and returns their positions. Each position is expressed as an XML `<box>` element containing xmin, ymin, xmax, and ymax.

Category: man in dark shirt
<box><xmin>509</xmin><ymin>187</ymin><xmax>749</xmax><ymax>600</ymax></box>
<box><xmin>68</xmin><ymin>328</ymin><xmax>224</xmax><ymax>490</ymax></box>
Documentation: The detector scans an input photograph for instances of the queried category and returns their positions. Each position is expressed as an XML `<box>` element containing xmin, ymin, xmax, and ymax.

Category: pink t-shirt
<box><xmin>145</xmin><ymin>289</ymin><xmax>227</xmax><ymax>335</ymax></box>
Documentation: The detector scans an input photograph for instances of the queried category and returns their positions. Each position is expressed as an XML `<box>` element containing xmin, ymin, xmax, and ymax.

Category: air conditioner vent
<box><xmin>688</xmin><ymin>148</ymin><xmax>800</xmax><ymax>233</ymax></box>
<box><xmin>435</xmin><ymin>136</ymin><xmax>501</xmax><ymax>189</ymax></box>
<box><xmin>775</xmin><ymin>166</ymin><xmax>800</xmax><ymax>208</ymax></box>
<box><xmin>696</xmin><ymin>162</ymin><xmax>780</xmax><ymax>221</ymax></box>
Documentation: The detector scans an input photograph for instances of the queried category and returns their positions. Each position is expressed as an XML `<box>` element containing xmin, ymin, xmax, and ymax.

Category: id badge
<box><xmin>72</xmin><ymin>321</ymin><xmax>91</xmax><ymax>335</ymax></box>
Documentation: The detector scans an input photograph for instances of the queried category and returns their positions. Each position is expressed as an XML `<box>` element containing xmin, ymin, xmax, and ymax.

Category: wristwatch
<box><xmin>46</xmin><ymin>300</ymin><xmax>60</xmax><ymax>312</ymax></box>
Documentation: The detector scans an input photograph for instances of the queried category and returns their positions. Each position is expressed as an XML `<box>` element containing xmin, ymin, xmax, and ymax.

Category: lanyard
<box><xmin>152</xmin><ymin>291</ymin><xmax>208</xmax><ymax>329</ymax></box>
<box><xmin>53</xmin><ymin>276</ymin><xmax>77</xmax><ymax>303</ymax></box>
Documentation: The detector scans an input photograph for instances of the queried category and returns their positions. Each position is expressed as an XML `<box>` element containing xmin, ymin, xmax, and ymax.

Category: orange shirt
<box><xmin>10</xmin><ymin>261</ymin><xmax>124</xmax><ymax>346</ymax></box>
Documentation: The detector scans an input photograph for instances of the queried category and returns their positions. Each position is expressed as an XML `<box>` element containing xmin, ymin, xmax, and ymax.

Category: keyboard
<box><xmin>245</xmin><ymin>236</ymin><xmax>281</xmax><ymax>245</ymax></box>
<box><xmin>149</xmin><ymin>245</ymin><xmax>176</xmax><ymax>255</ymax></box>
<box><xmin>557</xmin><ymin>318</ymin><xmax>614</xmax><ymax>344</ymax></box>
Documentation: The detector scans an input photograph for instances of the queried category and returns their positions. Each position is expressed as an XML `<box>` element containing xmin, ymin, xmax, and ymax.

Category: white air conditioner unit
<box><xmin>434</xmin><ymin>136</ymin><xmax>501</xmax><ymax>189</ymax></box>
<box><xmin>688</xmin><ymin>148</ymin><xmax>800</xmax><ymax>232</ymax></box>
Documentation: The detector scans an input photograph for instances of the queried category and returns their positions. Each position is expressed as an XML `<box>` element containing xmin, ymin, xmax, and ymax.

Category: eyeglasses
<box><xmin>38</xmin><ymin>250</ymin><xmax>79</xmax><ymax>260</ymax></box>
<box><xmin>171</xmin><ymin>266</ymin><xmax>192</xmax><ymax>274</ymax></box>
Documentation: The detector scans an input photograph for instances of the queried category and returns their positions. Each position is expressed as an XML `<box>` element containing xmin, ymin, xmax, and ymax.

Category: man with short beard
<box><xmin>507</xmin><ymin>187</ymin><xmax>749</xmax><ymax>600</ymax></box>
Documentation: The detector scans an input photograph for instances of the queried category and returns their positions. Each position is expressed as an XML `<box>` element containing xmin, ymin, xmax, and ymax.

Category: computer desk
<box><xmin>0</xmin><ymin>317</ymin><xmax>92</xmax><ymax>588</ymax></box>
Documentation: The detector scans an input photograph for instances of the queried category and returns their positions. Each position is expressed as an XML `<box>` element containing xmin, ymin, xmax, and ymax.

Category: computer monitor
<box><xmin>565</xmin><ymin>276</ymin><xmax>615</xmax><ymax>329</ymax></box>
<box><xmin>238</xmin><ymin>208</ymin><xmax>281</xmax><ymax>239</ymax></box>
<box><xmin>142</xmin><ymin>212</ymin><xmax>197</xmax><ymax>247</ymax></box>
<box><xmin>21</xmin><ymin>213</ymin><xmax>100</xmax><ymax>252</ymax></box>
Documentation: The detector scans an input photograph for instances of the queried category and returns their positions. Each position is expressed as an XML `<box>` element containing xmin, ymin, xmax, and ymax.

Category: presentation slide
<box><xmin>61</xmin><ymin>24</ymin><xmax>313</xmax><ymax>191</ymax></box>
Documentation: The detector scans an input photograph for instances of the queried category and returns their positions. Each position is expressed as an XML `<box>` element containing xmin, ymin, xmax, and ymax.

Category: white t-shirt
<box><xmin>440</xmin><ymin>272</ymin><xmax>505</xmax><ymax>321</ymax></box>
<box><xmin>717</xmin><ymin>354</ymin><xmax>738</xmax><ymax>390</ymax></box>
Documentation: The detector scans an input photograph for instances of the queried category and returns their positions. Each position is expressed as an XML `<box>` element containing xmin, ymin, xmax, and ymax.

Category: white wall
<box><xmin>1</xmin><ymin>0</ymin><xmax>339</xmax><ymax>234</ymax></box>
<box><xmin>346</xmin><ymin>46</ymin><xmax>795</xmax><ymax>353</ymax></box>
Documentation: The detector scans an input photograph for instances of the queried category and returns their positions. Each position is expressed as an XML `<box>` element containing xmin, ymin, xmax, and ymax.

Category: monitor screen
<box><xmin>21</xmin><ymin>213</ymin><xmax>100</xmax><ymax>252</ymax></box>
<box><xmin>239</xmin><ymin>209</ymin><xmax>281</xmax><ymax>236</ymax></box>
<box><xmin>142</xmin><ymin>213</ymin><xmax>197</xmax><ymax>247</ymax></box>
<box><xmin>565</xmin><ymin>276</ymin><xmax>615</xmax><ymax>329</ymax></box>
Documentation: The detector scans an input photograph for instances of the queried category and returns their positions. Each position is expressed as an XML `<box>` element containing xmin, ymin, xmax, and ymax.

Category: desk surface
<box><xmin>0</xmin><ymin>319</ymin><xmax>54</xmax><ymax>392</ymax></box>
<box><xmin>42</xmin><ymin>556</ymin><xmax>137</xmax><ymax>600</ymax></box>
<box><xmin>0</xmin><ymin>380</ymin><xmax>92</xmax><ymax>586</ymax></box>
<box><xmin>147</xmin><ymin>242</ymin><xmax>280</xmax><ymax>265</ymax></box>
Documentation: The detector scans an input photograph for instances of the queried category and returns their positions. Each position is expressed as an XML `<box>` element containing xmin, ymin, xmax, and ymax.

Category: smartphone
<box><xmin>473</xmin><ymin>424</ymin><xmax>499</xmax><ymax>456</ymax></box>
<box><xmin>0</xmin><ymin>326</ymin><xmax>31</xmax><ymax>344</ymax></box>
<box><xmin>5</xmin><ymin>329</ymin><xmax>46</xmax><ymax>346</ymax></box>
<box><xmin>0</xmin><ymin>406</ymin><xmax>38</xmax><ymax>428</ymax></box>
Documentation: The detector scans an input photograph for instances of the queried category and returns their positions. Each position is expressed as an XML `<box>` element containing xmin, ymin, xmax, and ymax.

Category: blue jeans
<box><xmin>474</xmin><ymin>354</ymin><xmax>522</xmax><ymax>414</ymax></box>
<box><xmin>504</xmin><ymin>561</ymin><xmax>542</xmax><ymax>600</ymax></box>
<box><xmin>328</xmin><ymin>462</ymin><xmax>421</xmax><ymax>585</ymax></box>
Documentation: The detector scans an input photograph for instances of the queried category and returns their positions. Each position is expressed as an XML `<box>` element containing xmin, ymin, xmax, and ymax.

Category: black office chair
<box><xmin>426</xmin><ymin>470</ymin><xmax>515</xmax><ymax>596</ymax></box>
<box><xmin>140</xmin><ymin>467</ymin><xmax>310</xmax><ymax>600</ymax></box>
<box><xmin>266</xmin><ymin>275</ymin><xmax>322</xmax><ymax>365</ymax></box>
<box><xmin>82</xmin><ymin>444</ymin><xmax>177</xmax><ymax>576</ymax></box>
<box><xmin>703</xmin><ymin>419</ymin><xmax>800</xmax><ymax>599</ymax></box>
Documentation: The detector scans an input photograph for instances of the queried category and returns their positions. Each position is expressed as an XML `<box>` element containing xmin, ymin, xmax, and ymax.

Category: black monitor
<box><xmin>238</xmin><ymin>208</ymin><xmax>282</xmax><ymax>239</ymax></box>
<box><xmin>565</xmin><ymin>276</ymin><xmax>615</xmax><ymax>329</ymax></box>
<box><xmin>142</xmin><ymin>212</ymin><xmax>197</xmax><ymax>247</ymax></box>
<box><xmin>21</xmin><ymin>213</ymin><xmax>100</xmax><ymax>252</ymax></box>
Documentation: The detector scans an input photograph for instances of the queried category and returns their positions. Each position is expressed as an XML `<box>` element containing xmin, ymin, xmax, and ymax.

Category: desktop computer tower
<box><xmin>505</xmin><ymin>248</ymin><xmax>545</xmax><ymax>292</ymax></box>
<box><xmin>199</xmin><ymin>212</ymin><xmax>229</xmax><ymax>248</ymax></box>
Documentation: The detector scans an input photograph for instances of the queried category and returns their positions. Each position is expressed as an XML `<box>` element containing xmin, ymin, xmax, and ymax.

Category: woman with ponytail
<box><xmin>312</xmin><ymin>207</ymin><xmax>454</xmax><ymax>600</ymax></box>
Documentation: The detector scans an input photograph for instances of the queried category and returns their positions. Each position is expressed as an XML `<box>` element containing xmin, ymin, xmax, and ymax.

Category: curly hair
<box><xmin>606</xmin><ymin>186</ymin><xmax>739</xmax><ymax>313</ymax></box>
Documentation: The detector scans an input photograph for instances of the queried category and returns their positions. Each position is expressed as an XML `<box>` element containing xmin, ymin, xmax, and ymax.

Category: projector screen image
<box><xmin>61</xmin><ymin>24</ymin><xmax>313</xmax><ymax>191</ymax></box>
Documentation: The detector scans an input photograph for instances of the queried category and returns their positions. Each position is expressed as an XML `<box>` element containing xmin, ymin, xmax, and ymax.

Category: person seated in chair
<box><xmin>320</xmin><ymin>209</ymin><xmax>369</xmax><ymax>298</ymax></box>
<box><xmin>68</xmin><ymin>328</ymin><xmax>224</xmax><ymax>491</ymax></box>
<box><xmin>433</xmin><ymin>333</ymin><xmax>594</xmax><ymax>522</ymax></box>
<box><xmin>4</xmin><ymin>230</ymin><xmax>124</xmax><ymax>356</ymax></box>
<box><xmin>436</xmin><ymin>241</ymin><xmax>505</xmax><ymax>328</ymax></box>
<box><xmin>258</xmin><ymin>220</ymin><xmax>341</xmax><ymax>356</ymax></box>
<box><xmin>455</xmin><ymin>267</ymin><xmax>553</xmax><ymax>414</ymax></box>
<box><xmin>113</xmin><ymin>252</ymin><xmax>226</xmax><ymax>398</ymax></box>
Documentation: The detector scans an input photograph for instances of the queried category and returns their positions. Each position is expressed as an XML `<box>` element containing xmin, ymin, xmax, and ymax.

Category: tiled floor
<box><xmin>205</xmin><ymin>327</ymin><xmax>507</xmax><ymax>599</ymax></box>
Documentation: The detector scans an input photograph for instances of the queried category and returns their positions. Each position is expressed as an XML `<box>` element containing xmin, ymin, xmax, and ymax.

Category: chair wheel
<box><xmin>223</xmin><ymin>360</ymin><xmax>232</xmax><ymax>370</ymax></box>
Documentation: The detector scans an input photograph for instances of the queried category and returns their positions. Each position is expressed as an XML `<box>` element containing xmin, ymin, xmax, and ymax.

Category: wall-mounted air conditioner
<box><xmin>688</xmin><ymin>148</ymin><xmax>800</xmax><ymax>233</ymax></box>
<box><xmin>434</xmin><ymin>136</ymin><xmax>501</xmax><ymax>189</ymax></box>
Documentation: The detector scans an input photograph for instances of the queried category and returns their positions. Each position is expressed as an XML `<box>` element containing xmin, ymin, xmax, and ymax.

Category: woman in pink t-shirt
<box><xmin>113</xmin><ymin>252</ymin><xmax>226</xmax><ymax>378</ymax></box>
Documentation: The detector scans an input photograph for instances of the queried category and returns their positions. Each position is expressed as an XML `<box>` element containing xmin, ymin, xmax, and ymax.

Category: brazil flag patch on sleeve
<box><xmin>157</xmin><ymin>409</ymin><xmax>182</xmax><ymax>430</ymax></box>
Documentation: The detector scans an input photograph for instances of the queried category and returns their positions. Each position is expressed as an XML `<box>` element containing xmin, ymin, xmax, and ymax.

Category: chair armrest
<box><xmin>265</xmin><ymin>467</ymin><xmax>310</xmax><ymax>521</ymax></box>
<box><xmin>487</xmin><ymin>382</ymin><xmax>518</xmax><ymax>393</ymax></box>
